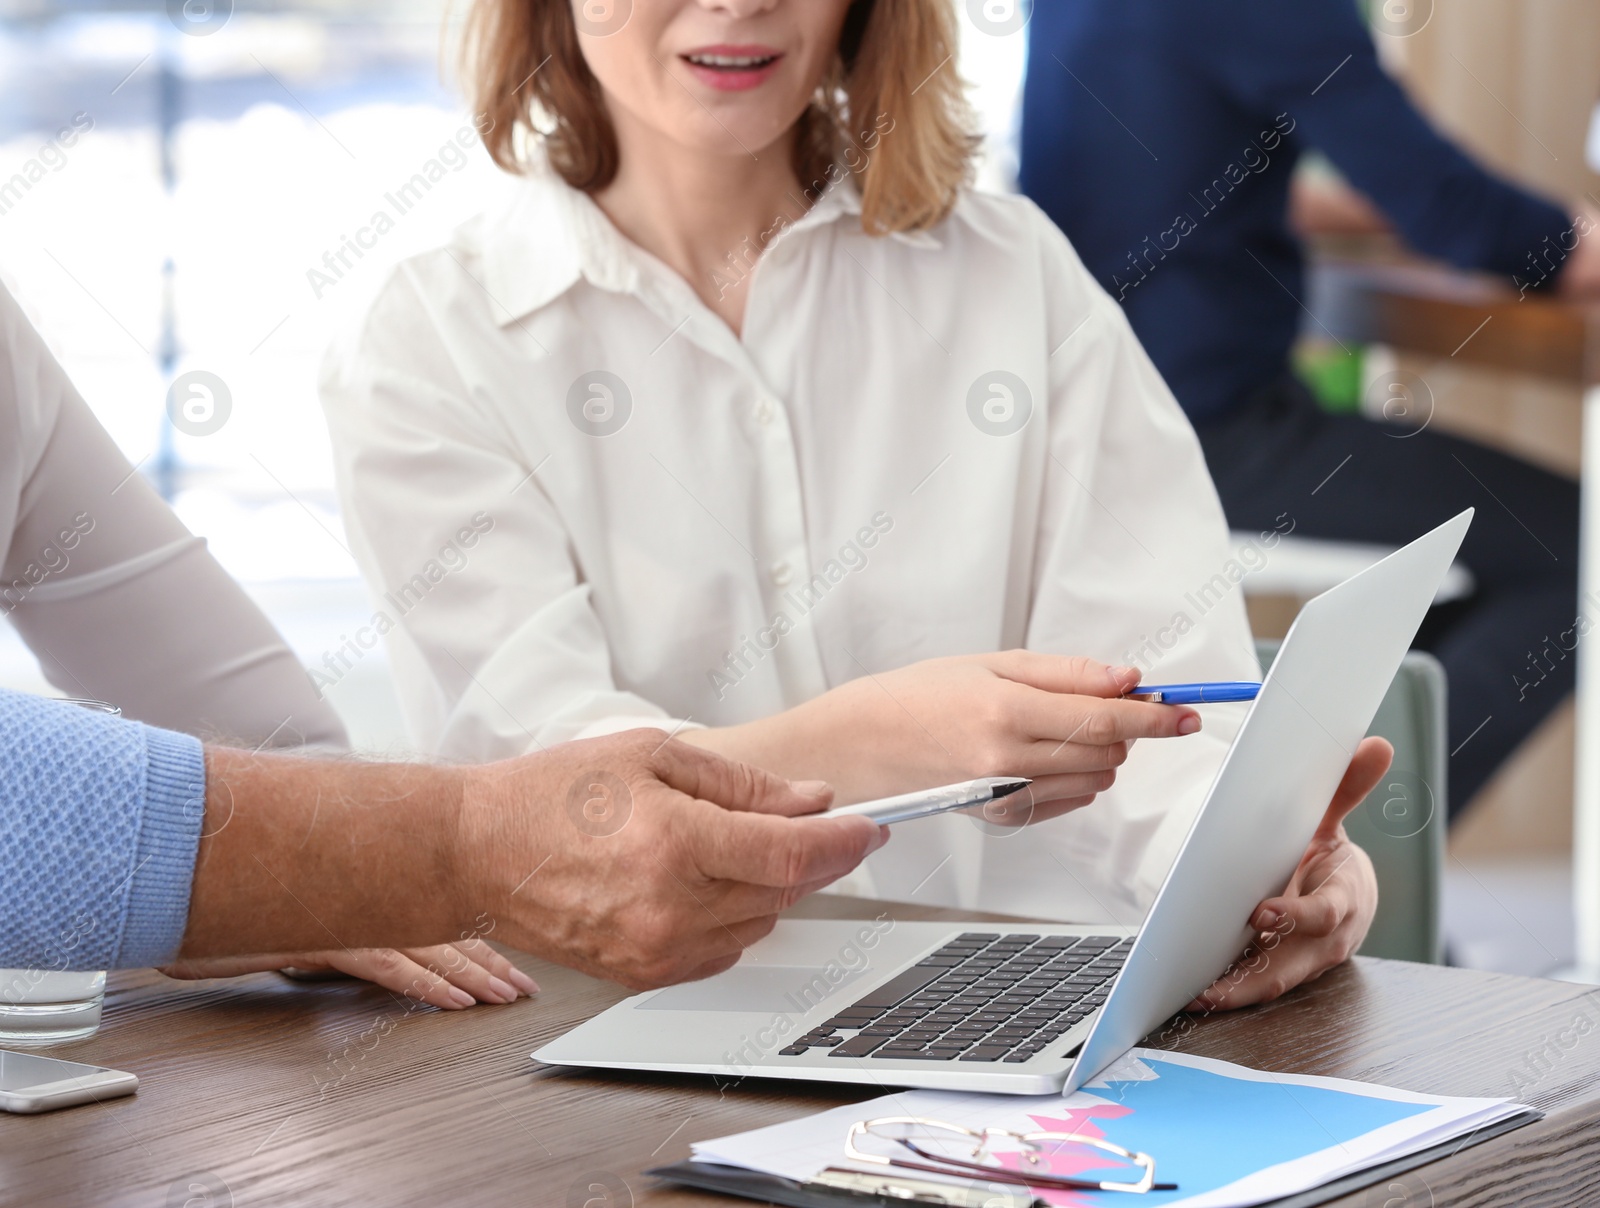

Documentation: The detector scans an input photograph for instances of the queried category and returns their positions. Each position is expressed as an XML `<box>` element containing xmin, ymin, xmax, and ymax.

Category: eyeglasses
<box><xmin>845</xmin><ymin>1116</ymin><xmax>1171</xmax><ymax>1194</ymax></box>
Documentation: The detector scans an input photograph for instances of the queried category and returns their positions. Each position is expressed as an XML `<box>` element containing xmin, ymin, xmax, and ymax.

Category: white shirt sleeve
<box><xmin>319</xmin><ymin>261</ymin><xmax>694</xmax><ymax>760</ymax></box>
<box><xmin>990</xmin><ymin>210</ymin><xmax>1261</xmax><ymax>921</ymax></box>
<box><xmin>0</xmin><ymin>285</ymin><xmax>346</xmax><ymax>751</ymax></box>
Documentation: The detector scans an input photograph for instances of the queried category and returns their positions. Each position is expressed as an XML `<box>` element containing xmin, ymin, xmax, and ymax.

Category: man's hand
<box><xmin>459</xmin><ymin>732</ymin><xmax>887</xmax><ymax>991</ymax></box>
<box><xmin>1186</xmin><ymin>737</ymin><xmax>1390</xmax><ymax>1012</ymax></box>
<box><xmin>161</xmin><ymin>940</ymin><xmax>538</xmax><ymax>1009</ymax></box>
<box><xmin>181</xmin><ymin>732</ymin><xmax>879</xmax><ymax>995</ymax></box>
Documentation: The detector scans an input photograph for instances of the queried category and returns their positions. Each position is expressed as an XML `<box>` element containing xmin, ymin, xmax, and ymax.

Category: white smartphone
<box><xmin>0</xmin><ymin>1049</ymin><xmax>138</xmax><ymax>1114</ymax></box>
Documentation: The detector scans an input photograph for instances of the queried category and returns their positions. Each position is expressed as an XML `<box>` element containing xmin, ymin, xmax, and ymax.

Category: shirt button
<box><xmin>770</xmin><ymin>561</ymin><xmax>794</xmax><ymax>587</ymax></box>
<box><xmin>754</xmin><ymin>398</ymin><xmax>777</xmax><ymax>426</ymax></box>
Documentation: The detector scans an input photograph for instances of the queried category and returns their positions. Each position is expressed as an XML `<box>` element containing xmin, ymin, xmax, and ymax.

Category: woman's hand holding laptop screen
<box><xmin>683</xmin><ymin>653</ymin><xmax>1200</xmax><ymax>824</ymax></box>
<box><xmin>1189</xmin><ymin>737</ymin><xmax>1390</xmax><ymax>1011</ymax></box>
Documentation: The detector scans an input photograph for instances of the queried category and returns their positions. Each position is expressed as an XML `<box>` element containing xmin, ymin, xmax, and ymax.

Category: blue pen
<box><xmin>1125</xmin><ymin>681</ymin><xmax>1261</xmax><ymax>704</ymax></box>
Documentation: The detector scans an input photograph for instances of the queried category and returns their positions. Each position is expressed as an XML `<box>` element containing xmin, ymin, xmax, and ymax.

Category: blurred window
<box><xmin>0</xmin><ymin>0</ymin><xmax>1025</xmax><ymax>584</ymax></box>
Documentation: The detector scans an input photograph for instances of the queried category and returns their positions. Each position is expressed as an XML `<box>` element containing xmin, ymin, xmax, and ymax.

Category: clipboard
<box><xmin>647</xmin><ymin>1107</ymin><xmax>1541</xmax><ymax>1208</ymax></box>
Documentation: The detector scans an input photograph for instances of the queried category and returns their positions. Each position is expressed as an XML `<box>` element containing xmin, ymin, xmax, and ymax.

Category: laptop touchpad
<box><xmin>637</xmin><ymin>965</ymin><xmax>868</xmax><ymax>1012</ymax></box>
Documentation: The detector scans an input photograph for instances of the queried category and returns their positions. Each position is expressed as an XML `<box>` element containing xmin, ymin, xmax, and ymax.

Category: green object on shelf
<box><xmin>1293</xmin><ymin>339</ymin><xmax>1365</xmax><ymax>414</ymax></box>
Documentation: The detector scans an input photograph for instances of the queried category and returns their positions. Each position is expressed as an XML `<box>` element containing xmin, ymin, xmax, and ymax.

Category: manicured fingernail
<box><xmin>507</xmin><ymin>968</ymin><xmax>540</xmax><ymax>995</ymax></box>
<box><xmin>1177</xmin><ymin>713</ymin><xmax>1201</xmax><ymax>735</ymax></box>
<box><xmin>448</xmin><ymin>986</ymin><xmax>476</xmax><ymax>1009</ymax></box>
<box><xmin>792</xmin><ymin>779</ymin><xmax>831</xmax><ymax>797</ymax></box>
<box><xmin>1254</xmin><ymin>907</ymin><xmax>1283</xmax><ymax>930</ymax></box>
<box><xmin>487</xmin><ymin>976</ymin><xmax>518</xmax><ymax>1003</ymax></box>
<box><xmin>1113</xmin><ymin>665</ymin><xmax>1140</xmax><ymax>682</ymax></box>
<box><xmin>872</xmin><ymin>825</ymin><xmax>891</xmax><ymax>851</ymax></box>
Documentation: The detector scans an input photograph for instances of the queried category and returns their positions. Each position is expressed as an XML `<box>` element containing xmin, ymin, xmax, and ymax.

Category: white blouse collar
<box><xmin>476</xmin><ymin>164</ymin><xmax>940</xmax><ymax>330</ymax></box>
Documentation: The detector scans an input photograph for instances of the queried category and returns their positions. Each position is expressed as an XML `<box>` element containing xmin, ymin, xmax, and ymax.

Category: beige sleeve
<box><xmin>0</xmin><ymin>286</ymin><xmax>346</xmax><ymax>750</ymax></box>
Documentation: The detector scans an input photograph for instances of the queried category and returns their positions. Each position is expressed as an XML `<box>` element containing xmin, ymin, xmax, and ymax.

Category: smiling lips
<box><xmin>681</xmin><ymin>44</ymin><xmax>784</xmax><ymax>92</ymax></box>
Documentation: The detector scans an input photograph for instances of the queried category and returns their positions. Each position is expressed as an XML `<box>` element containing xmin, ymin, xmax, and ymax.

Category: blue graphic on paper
<box><xmin>998</xmin><ymin>1056</ymin><xmax>1432</xmax><ymax>1205</ymax></box>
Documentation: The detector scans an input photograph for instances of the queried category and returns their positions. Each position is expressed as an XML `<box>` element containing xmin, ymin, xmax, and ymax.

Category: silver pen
<box><xmin>827</xmin><ymin>777</ymin><xmax>1032</xmax><ymax>826</ymax></box>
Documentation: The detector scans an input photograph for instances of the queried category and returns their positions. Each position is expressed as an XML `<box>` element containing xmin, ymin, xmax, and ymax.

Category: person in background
<box><xmin>1020</xmin><ymin>0</ymin><xmax>1600</xmax><ymax>820</ymax></box>
<box><xmin>0</xmin><ymin>281</ymin><xmax>521</xmax><ymax>1005</ymax></box>
<box><xmin>0</xmin><ymin>688</ymin><xmax>883</xmax><ymax>991</ymax></box>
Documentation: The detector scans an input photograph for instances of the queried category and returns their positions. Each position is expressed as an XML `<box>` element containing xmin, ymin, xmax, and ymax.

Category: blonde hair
<box><xmin>461</xmin><ymin>0</ymin><xmax>978</xmax><ymax>234</ymax></box>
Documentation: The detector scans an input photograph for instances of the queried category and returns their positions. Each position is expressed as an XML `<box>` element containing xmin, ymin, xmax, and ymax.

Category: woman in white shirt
<box><xmin>1</xmin><ymin>282</ymin><xmax>533</xmax><ymax>1009</ymax></box>
<box><xmin>322</xmin><ymin>0</ymin><xmax>1387</xmax><ymax>1008</ymax></box>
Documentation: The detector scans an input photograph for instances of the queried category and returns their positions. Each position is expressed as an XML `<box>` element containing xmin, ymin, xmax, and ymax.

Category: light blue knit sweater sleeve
<box><xmin>0</xmin><ymin>688</ymin><xmax>206</xmax><ymax>969</ymax></box>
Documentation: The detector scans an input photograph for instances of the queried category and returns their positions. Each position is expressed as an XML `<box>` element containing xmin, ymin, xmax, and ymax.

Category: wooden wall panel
<box><xmin>1375</xmin><ymin>4</ymin><xmax>1597</xmax><ymax>845</ymax></box>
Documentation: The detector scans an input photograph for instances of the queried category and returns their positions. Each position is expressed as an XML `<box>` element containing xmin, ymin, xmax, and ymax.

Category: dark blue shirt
<box><xmin>1019</xmin><ymin>0</ymin><xmax>1574</xmax><ymax>422</ymax></box>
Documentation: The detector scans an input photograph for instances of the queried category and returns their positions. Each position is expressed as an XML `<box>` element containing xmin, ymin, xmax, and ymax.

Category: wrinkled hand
<box><xmin>458</xmin><ymin>731</ymin><xmax>885</xmax><ymax>992</ymax></box>
<box><xmin>1187</xmin><ymin>737</ymin><xmax>1390</xmax><ymax>1011</ymax></box>
<box><xmin>770</xmin><ymin>652</ymin><xmax>1201</xmax><ymax>820</ymax></box>
<box><xmin>162</xmin><ymin>939</ymin><xmax>539</xmax><ymax>1010</ymax></box>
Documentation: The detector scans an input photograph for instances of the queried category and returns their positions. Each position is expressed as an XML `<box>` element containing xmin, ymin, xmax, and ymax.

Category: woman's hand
<box><xmin>686</xmin><ymin>651</ymin><xmax>1201</xmax><ymax>820</ymax></box>
<box><xmin>1186</xmin><ymin>737</ymin><xmax>1390</xmax><ymax>1012</ymax></box>
<box><xmin>161</xmin><ymin>939</ymin><xmax>538</xmax><ymax>1010</ymax></box>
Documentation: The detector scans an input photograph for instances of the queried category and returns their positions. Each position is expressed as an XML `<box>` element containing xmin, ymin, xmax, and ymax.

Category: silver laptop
<box><xmin>534</xmin><ymin>510</ymin><xmax>1472</xmax><ymax>1095</ymax></box>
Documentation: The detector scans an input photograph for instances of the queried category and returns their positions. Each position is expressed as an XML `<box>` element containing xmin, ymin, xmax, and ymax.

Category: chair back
<box><xmin>1256</xmin><ymin>639</ymin><xmax>1445</xmax><ymax>963</ymax></box>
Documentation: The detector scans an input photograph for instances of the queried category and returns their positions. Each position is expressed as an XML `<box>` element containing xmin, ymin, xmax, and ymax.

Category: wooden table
<box><xmin>1308</xmin><ymin>257</ymin><xmax>1600</xmax><ymax>979</ymax></box>
<box><xmin>8</xmin><ymin>895</ymin><xmax>1600</xmax><ymax>1208</ymax></box>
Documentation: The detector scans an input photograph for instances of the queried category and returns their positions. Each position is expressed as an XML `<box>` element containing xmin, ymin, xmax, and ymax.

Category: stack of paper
<box><xmin>691</xmin><ymin>1049</ymin><xmax>1528</xmax><ymax>1207</ymax></box>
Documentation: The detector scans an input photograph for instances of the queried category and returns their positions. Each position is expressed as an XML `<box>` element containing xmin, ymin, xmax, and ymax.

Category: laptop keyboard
<box><xmin>777</xmin><ymin>932</ymin><xmax>1133</xmax><ymax>1064</ymax></box>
